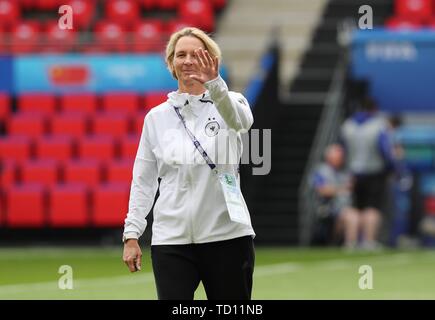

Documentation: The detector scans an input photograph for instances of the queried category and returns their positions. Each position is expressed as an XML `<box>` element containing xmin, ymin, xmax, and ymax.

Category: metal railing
<box><xmin>297</xmin><ymin>48</ymin><xmax>349</xmax><ymax>246</ymax></box>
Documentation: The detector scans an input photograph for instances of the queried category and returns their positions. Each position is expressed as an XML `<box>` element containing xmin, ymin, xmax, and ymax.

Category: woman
<box><xmin>122</xmin><ymin>27</ymin><xmax>255</xmax><ymax>300</ymax></box>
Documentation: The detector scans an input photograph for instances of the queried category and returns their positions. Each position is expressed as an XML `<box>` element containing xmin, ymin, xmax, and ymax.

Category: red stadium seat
<box><xmin>178</xmin><ymin>0</ymin><xmax>215</xmax><ymax>32</ymax></box>
<box><xmin>139</xmin><ymin>0</ymin><xmax>155</xmax><ymax>9</ymax></box>
<box><xmin>35</xmin><ymin>135</ymin><xmax>74</xmax><ymax>161</ymax></box>
<box><xmin>44</xmin><ymin>21</ymin><xmax>77</xmax><ymax>53</ymax></box>
<box><xmin>396</xmin><ymin>0</ymin><xmax>433</xmax><ymax>21</ymax></box>
<box><xmin>20</xmin><ymin>159</ymin><xmax>59</xmax><ymax>186</ymax></box>
<box><xmin>0</xmin><ymin>0</ymin><xmax>21</xmax><ymax>28</ymax></box>
<box><xmin>101</xmin><ymin>92</ymin><xmax>139</xmax><ymax>114</ymax></box>
<box><xmin>132</xmin><ymin>20</ymin><xmax>165</xmax><ymax>52</ymax></box>
<box><xmin>385</xmin><ymin>16</ymin><xmax>422</xmax><ymax>30</ymax></box>
<box><xmin>7</xmin><ymin>113</ymin><xmax>48</xmax><ymax>136</ymax></box>
<box><xmin>50</xmin><ymin>112</ymin><xmax>89</xmax><ymax>138</ymax></box>
<box><xmin>0</xmin><ymin>160</ymin><xmax>16</xmax><ymax>188</ymax></box>
<box><xmin>144</xmin><ymin>91</ymin><xmax>168</xmax><ymax>109</ymax></box>
<box><xmin>0</xmin><ymin>136</ymin><xmax>32</xmax><ymax>162</ymax></box>
<box><xmin>10</xmin><ymin>22</ymin><xmax>41</xmax><ymax>54</ymax></box>
<box><xmin>211</xmin><ymin>0</ymin><xmax>226</xmax><ymax>10</ymax></box>
<box><xmin>5</xmin><ymin>183</ymin><xmax>46</xmax><ymax>227</ymax></box>
<box><xmin>0</xmin><ymin>26</ymin><xmax>6</xmax><ymax>53</ymax></box>
<box><xmin>37</xmin><ymin>0</ymin><xmax>64</xmax><ymax>10</ymax></box>
<box><xmin>60</xmin><ymin>93</ymin><xmax>98</xmax><ymax>114</ymax></box>
<box><xmin>91</xmin><ymin>113</ymin><xmax>131</xmax><ymax>138</ymax></box>
<box><xmin>132</xmin><ymin>113</ymin><xmax>146</xmax><ymax>135</ymax></box>
<box><xmin>78</xmin><ymin>135</ymin><xmax>116</xmax><ymax>160</ymax></box>
<box><xmin>49</xmin><ymin>183</ymin><xmax>89</xmax><ymax>227</ymax></box>
<box><xmin>0</xmin><ymin>92</ymin><xmax>10</xmax><ymax>121</ymax></box>
<box><xmin>94</xmin><ymin>21</ymin><xmax>128</xmax><ymax>52</ymax></box>
<box><xmin>105</xmin><ymin>158</ymin><xmax>133</xmax><ymax>183</ymax></box>
<box><xmin>63</xmin><ymin>159</ymin><xmax>102</xmax><ymax>187</ymax></box>
<box><xmin>156</xmin><ymin>0</ymin><xmax>178</xmax><ymax>10</ymax></box>
<box><xmin>165</xmin><ymin>19</ymin><xmax>191</xmax><ymax>34</ymax></box>
<box><xmin>66</xmin><ymin>0</ymin><xmax>96</xmax><ymax>30</ymax></box>
<box><xmin>18</xmin><ymin>0</ymin><xmax>34</xmax><ymax>9</ymax></box>
<box><xmin>18</xmin><ymin>93</ymin><xmax>57</xmax><ymax>114</ymax></box>
<box><xmin>92</xmin><ymin>183</ymin><xmax>130</xmax><ymax>226</ymax></box>
<box><xmin>120</xmin><ymin>134</ymin><xmax>140</xmax><ymax>158</ymax></box>
<box><xmin>105</xmin><ymin>0</ymin><xmax>140</xmax><ymax>26</ymax></box>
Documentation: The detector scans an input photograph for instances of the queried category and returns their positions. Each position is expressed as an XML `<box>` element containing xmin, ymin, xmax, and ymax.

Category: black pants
<box><xmin>151</xmin><ymin>235</ymin><xmax>255</xmax><ymax>300</ymax></box>
<box><xmin>353</xmin><ymin>173</ymin><xmax>388</xmax><ymax>211</ymax></box>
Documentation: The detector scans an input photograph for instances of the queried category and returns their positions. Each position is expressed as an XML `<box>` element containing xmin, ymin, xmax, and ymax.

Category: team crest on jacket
<box><xmin>205</xmin><ymin>119</ymin><xmax>220</xmax><ymax>137</ymax></box>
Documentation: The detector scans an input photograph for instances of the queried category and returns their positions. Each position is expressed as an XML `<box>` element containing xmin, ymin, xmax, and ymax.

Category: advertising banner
<box><xmin>351</xmin><ymin>29</ymin><xmax>435</xmax><ymax>112</ymax></box>
<box><xmin>14</xmin><ymin>54</ymin><xmax>178</xmax><ymax>93</ymax></box>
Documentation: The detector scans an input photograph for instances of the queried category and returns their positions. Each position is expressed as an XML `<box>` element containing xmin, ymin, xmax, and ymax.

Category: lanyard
<box><xmin>173</xmin><ymin>106</ymin><xmax>218</xmax><ymax>175</ymax></box>
<box><xmin>174</xmin><ymin>106</ymin><xmax>250</xmax><ymax>225</ymax></box>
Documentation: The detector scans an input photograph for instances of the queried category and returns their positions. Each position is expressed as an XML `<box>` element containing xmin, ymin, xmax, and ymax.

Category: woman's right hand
<box><xmin>123</xmin><ymin>239</ymin><xmax>142</xmax><ymax>272</ymax></box>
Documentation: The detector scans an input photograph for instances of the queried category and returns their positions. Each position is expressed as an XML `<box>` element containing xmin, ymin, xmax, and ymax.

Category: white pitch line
<box><xmin>254</xmin><ymin>252</ymin><xmax>417</xmax><ymax>275</ymax></box>
<box><xmin>254</xmin><ymin>262</ymin><xmax>302</xmax><ymax>276</ymax></box>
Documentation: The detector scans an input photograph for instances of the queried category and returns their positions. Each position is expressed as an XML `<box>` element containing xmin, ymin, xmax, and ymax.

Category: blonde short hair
<box><xmin>165</xmin><ymin>27</ymin><xmax>222</xmax><ymax>80</ymax></box>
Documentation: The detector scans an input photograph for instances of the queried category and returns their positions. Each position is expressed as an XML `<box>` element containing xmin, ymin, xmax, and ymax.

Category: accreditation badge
<box><xmin>218</xmin><ymin>173</ymin><xmax>251</xmax><ymax>226</ymax></box>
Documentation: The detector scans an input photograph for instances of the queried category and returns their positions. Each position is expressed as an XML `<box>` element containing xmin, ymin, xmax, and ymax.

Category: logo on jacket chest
<box><xmin>205</xmin><ymin>117</ymin><xmax>220</xmax><ymax>137</ymax></box>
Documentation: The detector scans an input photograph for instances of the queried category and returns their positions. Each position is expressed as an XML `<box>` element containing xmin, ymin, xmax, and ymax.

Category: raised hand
<box><xmin>189</xmin><ymin>47</ymin><xmax>219</xmax><ymax>84</ymax></box>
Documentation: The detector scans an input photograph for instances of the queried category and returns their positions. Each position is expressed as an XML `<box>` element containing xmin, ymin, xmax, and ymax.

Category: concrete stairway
<box><xmin>215</xmin><ymin>0</ymin><xmax>328</xmax><ymax>93</ymax></box>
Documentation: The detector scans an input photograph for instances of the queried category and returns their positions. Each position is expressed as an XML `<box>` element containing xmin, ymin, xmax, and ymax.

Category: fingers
<box><xmin>123</xmin><ymin>247</ymin><xmax>142</xmax><ymax>273</ymax></box>
<box><xmin>135</xmin><ymin>256</ymin><xmax>142</xmax><ymax>271</ymax></box>
<box><xmin>195</xmin><ymin>48</ymin><xmax>208</xmax><ymax>69</ymax></box>
<box><xmin>192</xmin><ymin>48</ymin><xmax>218</xmax><ymax>82</ymax></box>
<box><xmin>125</xmin><ymin>256</ymin><xmax>137</xmax><ymax>272</ymax></box>
<box><xmin>196</xmin><ymin>48</ymin><xmax>216</xmax><ymax>69</ymax></box>
<box><xmin>201</xmin><ymin>49</ymin><xmax>219</xmax><ymax>76</ymax></box>
<box><xmin>202</xmin><ymin>49</ymin><xmax>214</xmax><ymax>68</ymax></box>
<box><xmin>200</xmin><ymin>48</ymin><xmax>218</xmax><ymax>71</ymax></box>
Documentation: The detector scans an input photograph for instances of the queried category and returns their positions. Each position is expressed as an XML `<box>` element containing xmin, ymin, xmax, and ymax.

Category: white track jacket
<box><xmin>123</xmin><ymin>75</ymin><xmax>256</xmax><ymax>245</ymax></box>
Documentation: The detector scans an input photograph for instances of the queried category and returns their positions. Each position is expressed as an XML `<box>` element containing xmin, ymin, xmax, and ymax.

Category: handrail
<box><xmin>297</xmin><ymin>47</ymin><xmax>349</xmax><ymax>246</ymax></box>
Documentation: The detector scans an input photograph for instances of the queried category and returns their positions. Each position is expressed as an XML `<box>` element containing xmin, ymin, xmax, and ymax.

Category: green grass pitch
<box><xmin>0</xmin><ymin>246</ymin><xmax>434</xmax><ymax>299</ymax></box>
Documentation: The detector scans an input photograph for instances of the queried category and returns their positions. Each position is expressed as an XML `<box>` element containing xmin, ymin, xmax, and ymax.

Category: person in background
<box><xmin>388</xmin><ymin>114</ymin><xmax>406</xmax><ymax>162</ymax></box>
<box><xmin>313</xmin><ymin>144</ymin><xmax>360</xmax><ymax>250</ymax></box>
<box><xmin>387</xmin><ymin>114</ymin><xmax>414</xmax><ymax>247</ymax></box>
<box><xmin>340</xmin><ymin>96</ymin><xmax>396</xmax><ymax>250</ymax></box>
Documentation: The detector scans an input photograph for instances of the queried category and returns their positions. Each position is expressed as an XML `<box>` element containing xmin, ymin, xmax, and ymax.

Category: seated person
<box><xmin>312</xmin><ymin>144</ymin><xmax>360</xmax><ymax>249</ymax></box>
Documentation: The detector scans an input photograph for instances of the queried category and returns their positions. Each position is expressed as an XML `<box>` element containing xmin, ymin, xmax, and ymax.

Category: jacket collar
<box><xmin>167</xmin><ymin>90</ymin><xmax>212</xmax><ymax>117</ymax></box>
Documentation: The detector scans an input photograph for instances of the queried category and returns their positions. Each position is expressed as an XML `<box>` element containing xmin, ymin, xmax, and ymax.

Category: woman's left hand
<box><xmin>190</xmin><ymin>48</ymin><xmax>219</xmax><ymax>84</ymax></box>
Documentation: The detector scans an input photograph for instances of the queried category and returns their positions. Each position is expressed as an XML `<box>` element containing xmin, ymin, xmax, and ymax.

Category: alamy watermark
<box><xmin>58</xmin><ymin>265</ymin><xmax>74</xmax><ymax>290</ymax></box>
<box><xmin>358</xmin><ymin>265</ymin><xmax>373</xmax><ymax>290</ymax></box>
<box><xmin>58</xmin><ymin>5</ymin><xmax>73</xmax><ymax>30</ymax></box>
<box><xmin>160</xmin><ymin>128</ymin><xmax>271</xmax><ymax>176</ymax></box>
<box><xmin>358</xmin><ymin>5</ymin><xmax>373</xmax><ymax>30</ymax></box>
